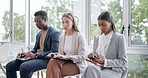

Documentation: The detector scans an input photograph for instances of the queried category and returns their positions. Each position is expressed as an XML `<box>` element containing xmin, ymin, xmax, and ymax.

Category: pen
<box><xmin>21</xmin><ymin>48</ymin><xmax>24</xmax><ymax>52</ymax></box>
<box><xmin>63</xmin><ymin>52</ymin><xmax>66</xmax><ymax>55</ymax></box>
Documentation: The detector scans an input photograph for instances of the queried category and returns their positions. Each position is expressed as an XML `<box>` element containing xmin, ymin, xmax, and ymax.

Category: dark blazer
<box><xmin>31</xmin><ymin>26</ymin><xmax>61</xmax><ymax>59</ymax></box>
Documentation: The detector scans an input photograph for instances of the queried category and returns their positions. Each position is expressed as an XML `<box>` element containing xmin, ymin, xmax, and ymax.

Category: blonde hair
<box><xmin>62</xmin><ymin>13</ymin><xmax>79</xmax><ymax>32</ymax></box>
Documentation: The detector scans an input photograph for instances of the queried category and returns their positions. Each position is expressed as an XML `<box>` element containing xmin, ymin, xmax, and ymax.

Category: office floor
<box><xmin>0</xmin><ymin>71</ymin><xmax>44</xmax><ymax>78</ymax></box>
<box><xmin>0</xmin><ymin>70</ymin><xmax>78</xmax><ymax>78</ymax></box>
<box><xmin>0</xmin><ymin>57</ymin><xmax>78</xmax><ymax>78</ymax></box>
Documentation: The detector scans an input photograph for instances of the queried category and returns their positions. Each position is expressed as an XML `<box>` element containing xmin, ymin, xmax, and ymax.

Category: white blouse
<box><xmin>96</xmin><ymin>31</ymin><xmax>113</xmax><ymax>67</ymax></box>
<box><xmin>64</xmin><ymin>35</ymin><xmax>73</xmax><ymax>55</ymax></box>
<box><xmin>96</xmin><ymin>31</ymin><xmax>113</xmax><ymax>56</ymax></box>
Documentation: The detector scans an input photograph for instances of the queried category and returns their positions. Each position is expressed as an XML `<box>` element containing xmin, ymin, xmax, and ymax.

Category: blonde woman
<box><xmin>46</xmin><ymin>13</ymin><xmax>87</xmax><ymax>78</ymax></box>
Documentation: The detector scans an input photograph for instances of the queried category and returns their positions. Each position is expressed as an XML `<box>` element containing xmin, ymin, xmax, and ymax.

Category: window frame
<box><xmin>125</xmin><ymin>0</ymin><xmax>148</xmax><ymax>54</ymax></box>
<box><xmin>7</xmin><ymin>0</ymin><xmax>148</xmax><ymax>54</ymax></box>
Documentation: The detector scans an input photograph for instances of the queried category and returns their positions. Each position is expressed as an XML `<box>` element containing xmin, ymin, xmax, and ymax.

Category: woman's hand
<box><xmin>47</xmin><ymin>53</ymin><xmax>57</xmax><ymax>58</ymax></box>
<box><xmin>47</xmin><ymin>52</ymin><xmax>70</xmax><ymax>60</ymax></box>
<box><xmin>93</xmin><ymin>55</ymin><xmax>105</xmax><ymax>65</ymax></box>
<box><xmin>87</xmin><ymin>59</ymin><xmax>102</xmax><ymax>66</ymax></box>
<box><xmin>53</xmin><ymin>54</ymin><xmax>69</xmax><ymax>59</ymax></box>
<box><xmin>88</xmin><ymin>53</ymin><xmax>97</xmax><ymax>60</ymax></box>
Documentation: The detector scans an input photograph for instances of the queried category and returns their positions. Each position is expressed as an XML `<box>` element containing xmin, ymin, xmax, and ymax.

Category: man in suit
<box><xmin>6</xmin><ymin>10</ymin><xmax>61</xmax><ymax>78</ymax></box>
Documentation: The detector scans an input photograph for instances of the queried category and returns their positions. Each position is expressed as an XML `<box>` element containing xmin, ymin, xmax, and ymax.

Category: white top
<box><xmin>96</xmin><ymin>31</ymin><xmax>113</xmax><ymax>67</ymax></box>
<box><xmin>64</xmin><ymin>35</ymin><xmax>73</xmax><ymax>55</ymax></box>
<box><xmin>58</xmin><ymin>32</ymin><xmax>87</xmax><ymax>73</ymax></box>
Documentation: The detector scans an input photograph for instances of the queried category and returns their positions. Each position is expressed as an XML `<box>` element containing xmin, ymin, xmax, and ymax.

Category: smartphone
<box><xmin>88</xmin><ymin>55</ymin><xmax>99</xmax><ymax>60</ymax></box>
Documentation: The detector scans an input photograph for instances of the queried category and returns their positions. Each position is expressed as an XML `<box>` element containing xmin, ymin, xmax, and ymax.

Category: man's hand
<box><xmin>17</xmin><ymin>52</ymin><xmax>36</xmax><ymax>59</ymax></box>
<box><xmin>17</xmin><ymin>52</ymin><xmax>26</xmax><ymax>58</ymax></box>
<box><xmin>27</xmin><ymin>52</ymin><xmax>36</xmax><ymax>59</ymax></box>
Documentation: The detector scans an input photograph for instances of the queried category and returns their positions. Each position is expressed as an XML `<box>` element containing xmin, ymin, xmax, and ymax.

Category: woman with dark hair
<box><xmin>81</xmin><ymin>11</ymin><xmax>128</xmax><ymax>78</ymax></box>
<box><xmin>46</xmin><ymin>13</ymin><xmax>87</xmax><ymax>78</ymax></box>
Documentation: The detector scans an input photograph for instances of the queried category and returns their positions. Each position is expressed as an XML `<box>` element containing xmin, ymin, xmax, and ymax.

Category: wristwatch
<box><xmin>35</xmin><ymin>54</ymin><xmax>38</xmax><ymax>58</ymax></box>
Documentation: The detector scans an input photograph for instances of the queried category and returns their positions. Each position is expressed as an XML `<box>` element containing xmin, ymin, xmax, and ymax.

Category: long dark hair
<box><xmin>97</xmin><ymin>11</ymin><xmax>116</xmax><ymax>32</ymax></box>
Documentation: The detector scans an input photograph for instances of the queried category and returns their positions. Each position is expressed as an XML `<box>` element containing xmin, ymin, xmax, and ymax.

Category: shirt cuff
<box><xmin>103</xmin><ymin>59</ymin><xmax>107</xmax><ymax>67</ymax></box>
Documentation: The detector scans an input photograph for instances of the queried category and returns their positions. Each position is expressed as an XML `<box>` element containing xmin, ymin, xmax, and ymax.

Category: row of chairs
<box><xmin>37</xmin><ymin>70</ymin><xmax>80</xmax><ymax>78</ymax></box>
<box><xmin>0</xmin><ymin>43</ymin><xmax>80</xmax><ymax>78</ymax></box>
<box><xmin>0</xmin><ymin>43</ymin><xmax>128</xmax><ymax>78</ymax></box>
<box><xmin>0</xmin><ymin>43</ymin><xmax>10</xmax><ymax>77</ymax></box>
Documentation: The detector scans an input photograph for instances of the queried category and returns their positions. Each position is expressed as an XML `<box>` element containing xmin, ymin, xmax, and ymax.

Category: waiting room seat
<box><xmin>121</xmin><ymin>69</ymin><xmax>128</xmax><ymax>78</ymax></box>
<box><xmin>37</xmin><ymin>70</ymin><xmax>80</xmax><ymax>78</ymax></box>
<box><xmin>37</xmin><ymin>71</ymin><xmax>43</xmax><ymax>78</ymax></box>
<box><xmin>64</xmin><ymin>74</ymin><xmax>81</xmax><ymax>78</ymax></box>
<box><xmin>37</xmin><ymin>69</ymin><xmax>127</xmax><ymax>78</ymax></box>
<box><xmin>37</xmin><ymin>69</ymin><xmax>47</xmax><ymax>78</ymax></box>
<box><xmin>0</xmin><ymin>43</ymin><xmax>10</xmax><ymax>76</ymax></box>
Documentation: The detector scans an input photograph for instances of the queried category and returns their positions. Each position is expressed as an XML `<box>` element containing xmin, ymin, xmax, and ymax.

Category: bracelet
<box><xmin>68</xmin><ymin>56</ymin><xmax>72</xmax><ymax>60</ymax></box>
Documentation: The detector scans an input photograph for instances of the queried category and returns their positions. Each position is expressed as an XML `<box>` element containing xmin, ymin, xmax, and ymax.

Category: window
<box><xmin>130</xmin><ymin>0</ymin><xmax>148</xmax><ymax>45</ymax></box>
<box><xmin>90</xmin><ymin>0</ymin><xmax>148</xmax><ymax>78</ymax></box>
<box><xmin>0</xmin><ymin>0</ymin><xmax>148</xmax><ymax>77</ymax></box>
<box><xmin>13</xmin><ymin>0</ymin><xmax>25</xmax><ymax>42</ymax></box>
<box><xmin>30</xmin><ymin>0</ymin><xmax>83</xmax><ymax>44</ymax></box>
<box><xmin>128</xmin><ymin>54</ymin><xmax>148</xmax><ymax>78</ymax></box>
<box><xmin>90</xmin><ymin>0</ymin><xmax>123</xmax><ymax>45</ymax></box>
<box><xmin>10</xmin><ymin>0</ymin><xmax>26</xmax><ymax>55</ymax></box>
<box><xmin>0</xmin><ymin>0</ymin><xmax>10</xmax><ymax>43</ymax></box>
<box><xmin>127</xmin><ymin>0</ymin><xmax>148</xmax><ymax>77</ymax></box>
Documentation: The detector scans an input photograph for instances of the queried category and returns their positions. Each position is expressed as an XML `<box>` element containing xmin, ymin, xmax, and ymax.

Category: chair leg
<box><xmin>65</xmin><ymin>74</ymin><xmax>80</xmax><ymax>78</ymax></box>
<box><xmin>0</xmin><ymin>63</ymin><xmax>6</xmax><ymax>75</ymax></box>
<box><xmin>76</xmin><ymin>75</ymin><xmax>80</xmax><ymax>78</ymax></box>
<box><xmin>41</xmin><ymin>71</ymin><xmax>43</xmax><ymax>78</ymax></box>
<box><xmin>37</xmin><ymin>71</ymin><xmax>39</xmax><ymax>78</ymax></box>
<box><xmin>37</xmin><ymin>71</ymin><xmax>44</xmax><ymax>78</ymax></box>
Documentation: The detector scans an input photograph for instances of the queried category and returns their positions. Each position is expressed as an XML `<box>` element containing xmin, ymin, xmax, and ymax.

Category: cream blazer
<box><xmin>58</xmin><ymin>31</ymin><xmax>87</xmax><ymax>73</ymax></box>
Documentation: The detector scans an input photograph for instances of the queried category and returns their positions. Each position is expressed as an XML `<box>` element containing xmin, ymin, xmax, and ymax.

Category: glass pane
<box><xmin>13</xmin><ymin>0</ymin><xmax>25</xmax><ymax>42</ymax></box>
<box><xmin>30</xmin><ymin>0</ymin><xmax>83</xmax><ymax>44</ymax></box>
<box><xmin>127</xmin><ymin>54</ymin><xmax>148</xmax><ymax>78</ymax></box>
<box><xmin>131</xmin><ymin>0</ymin><xmax>148</xmax><ymax>45</ymax></box>
<box><xmin>90</xmin><ymin>0</ymin><xmax>123</xmax><ymax>45</ymax></box>
<box><xmin>9</xmin><ymin>0</ymin><xmax>26</xmax><ymax>57</ymax></box>
<box><xmin>0</xmin><ymin>0</ymin><xmax>10</xmax><ymax>43</ymax></box>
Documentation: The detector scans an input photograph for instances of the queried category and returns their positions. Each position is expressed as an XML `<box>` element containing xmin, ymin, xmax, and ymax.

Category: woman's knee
<box><xmin>49</xmin><ymin>58</ymin><xmax>58</xmax><ymax>62</ymax></box>
<box><xmin>49</xmin><ymin>58</ymin><xmax>60</xmax><ymax>65</ymax></box>
<box><xmin>87</xmin><ymin>65</ymin><xmax>101</xmax><ymax>71</ymax></box>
